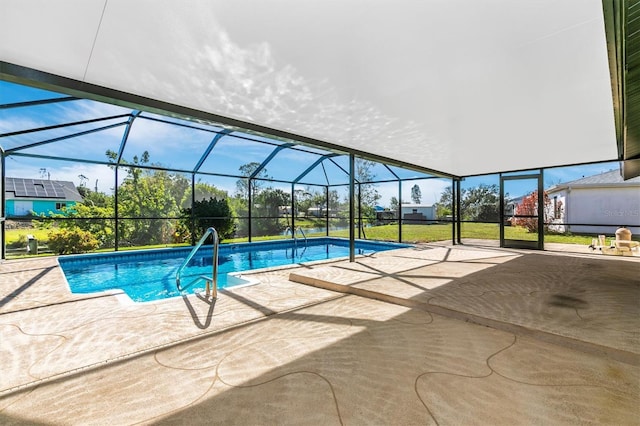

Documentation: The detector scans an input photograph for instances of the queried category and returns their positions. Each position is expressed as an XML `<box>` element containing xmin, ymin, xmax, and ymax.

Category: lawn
<box><xmin>5</xmin><ymin>222</ymin><xmax>627</xmax><ymax>258</ymax></box>
<box><xmin>5</xmin><ymin>228</ymin><xmax>51</xmax><ymax>248</ymax></box>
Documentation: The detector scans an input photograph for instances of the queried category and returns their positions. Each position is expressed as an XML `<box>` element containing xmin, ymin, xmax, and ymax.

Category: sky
<box><xmin>0</xmin><ymin>80</ymin><xmax>620</xmax><ymax>208</ymax></box>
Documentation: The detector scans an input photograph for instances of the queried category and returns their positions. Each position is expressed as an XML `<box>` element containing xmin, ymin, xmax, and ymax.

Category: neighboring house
<box><xmin>307</xmin><ymin>207</ymin><xmax>338</xmax><ymax>218</ymax></box>
<box><xmin>505</xmin><ymin>195</ymin><xmax>525</xmax><ymax>219</ymax></box>
<box><xmin>375</xmin><ymin>205</ymin><xmax>396</xmax><ymax>223</ymax></box>
<box><xmin>401</xmin><ymin>204</ymin><xmax>435</xmax><ymax>224</ymax></box>
<box><xmin>546</xmin><ymin>170</ymin><xmax>640</xmax><ymax>235</ymax></box>
<box><xmin>5</xmin><ymin>177</ymin><xmax>83</xmax><ymax>217</ymax></box>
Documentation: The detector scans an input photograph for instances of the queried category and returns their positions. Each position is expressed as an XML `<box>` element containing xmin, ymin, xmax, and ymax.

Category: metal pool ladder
<box><xmin>285</xmin><ymin>226</ymin><xmax>307</xmax><ymax>245</ymax></box>
<box><xmin>176</xmin><ymin>227</ymin><xmax>219</xmax><ymax>298</ymax></box>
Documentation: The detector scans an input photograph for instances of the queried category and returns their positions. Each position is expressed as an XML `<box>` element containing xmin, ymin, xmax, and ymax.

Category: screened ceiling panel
<box><xmin>258</xmin><ymin>149</ymin><xmax>327</xmax><ymax>184</ymax></box>
<box><xmin>385</xmin><ymin>165</ymin><xmax>439</xmax><ymax>181</ymax></box>
<box><xmin>0</xmin><ymin>0</ymin><xmax>618</xmax><ymax>178</ymax></box>
<box><xmin>0</xmin><ymin>79</ymin><xmax>66</xmax><ymax>102</ymax></box>
<box><xmin>11</xmin><ymin>120</ymin><xmax>127</xmax><ymax>162</ymax></box>
<box><xmin>295</xmin><ymin>163</ymin><xmax>333</xmax><ymax>187</ymax></box>
<box><xmin>197</xmin><ymin>136</ymin><xmax>282</xmax><ymax>177</ymax></box>
<box><xmin>121</xmin><ymin>115</ymin><xmax>216</xmax><ymax>171</ymax></box>
<box><xmin>2</xmin><ymin>116</ymin><xmax>127</xmax><ymax>155</ymax></box>
<box><xmin>139</xmin><ymin>111</ymin><xmax>224</xmax><ymax>134</ymax></box>
<box><xmin>0</xmin><ymin>87</ymin><xmax>131</xmax><ymax>148</ymax></box>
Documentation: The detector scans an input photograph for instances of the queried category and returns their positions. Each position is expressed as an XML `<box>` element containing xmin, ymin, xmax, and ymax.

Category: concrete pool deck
<box><xmin>0</xmin><ymin>243</ymin><xmax>638</xmax><ymax>424</ymax></box>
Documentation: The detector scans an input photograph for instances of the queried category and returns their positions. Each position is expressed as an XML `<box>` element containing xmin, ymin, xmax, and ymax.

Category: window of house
<box><xmin>553</xmin><ymin>196</ymin><xmax>560</xmax><ymax>219</ymax></box>
<box><xmin>412</xmin><ymin>209</ymin><xmax>418</xmax><ymax>213</ymax></box>
<box><xmin>55</xmin><ymin>202</ymin><xmax>66</xmax><ymax>210</ymax></box>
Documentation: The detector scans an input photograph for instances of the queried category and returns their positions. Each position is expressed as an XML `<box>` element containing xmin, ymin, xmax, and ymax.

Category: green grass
<box><xmin>326</xmin><ymin>223</ymin><xmax>602</xmax><ymax>246</ymax></box>
<box><xmin>5</xmin><ymin>228</ymin><xmax>51</xmax><ymax>247</ymax></box>
<box><xmin>7</xmin><ymin>222</ymin><xmax>632</xmax><ymax>259</ymax></box>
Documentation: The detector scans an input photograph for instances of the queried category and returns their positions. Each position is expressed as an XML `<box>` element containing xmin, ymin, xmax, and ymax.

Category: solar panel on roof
<box><xmin>5</xmin><ymin>177</ymin><xmax>67</xmax><ymax>199</ymax></box>
<box><xmin>16</xmin><ymin>179</ymin><xmax>29</xmax><ymax>197</ymax></box>
<box><xmin>41</xmin><ymin>182</ymin><xmax>53</xmax><ymax>197</ymax></box>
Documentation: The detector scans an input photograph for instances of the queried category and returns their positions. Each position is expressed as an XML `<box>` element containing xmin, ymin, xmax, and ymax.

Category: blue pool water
<box><xmin>58</xmin><ymin>237</ymin><xmax>410</xmax><ymax>303</ymax></box>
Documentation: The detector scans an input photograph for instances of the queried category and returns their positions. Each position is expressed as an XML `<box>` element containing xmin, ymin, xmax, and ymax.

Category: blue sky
<box><xmin>0</xmin><ymin>80</ymin><xmax>620</xmax><ymax>208</ymax></box>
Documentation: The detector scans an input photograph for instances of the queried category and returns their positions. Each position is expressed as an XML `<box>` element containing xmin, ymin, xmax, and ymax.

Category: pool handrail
<box><xmin>296</xmin><ymin>227</ymin><xmax>307</xmax><ymax>244</ymax></box>
<box><xmin>176</xmin><ymin>227</ymin><xmax>219</xmax><ymax>298</ymax></box>
<box><xmin>284</xmin><ymin>226</ymin><xmax>294</xmax><ymax>239</ymax></box>
<box><xmin>284</xmin><ymin>226</ymin><xmax>307</xmax><ymax>245</ymax></box>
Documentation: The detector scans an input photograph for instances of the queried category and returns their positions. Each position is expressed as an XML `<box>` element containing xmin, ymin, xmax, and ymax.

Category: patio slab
<box><xmin>0</xmin><ymin>244</ymin><xmax>638</xmax><ymax>424</ymax></box>
<box><xmin>290</xmin><ymin>244</ymin><xmax>640</xmax><ymax>363</ymax></box>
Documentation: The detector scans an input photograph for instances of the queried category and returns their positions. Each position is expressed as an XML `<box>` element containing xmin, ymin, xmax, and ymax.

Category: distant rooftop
<box><xmin>561</xmin><ymin>170</ymin><xmax>640</xmax><ymax>186</ymax></box>
<box><xmin>5</xmin><ymin>177</ymin><xmax>82</xmax><ymax>201</ymax></box>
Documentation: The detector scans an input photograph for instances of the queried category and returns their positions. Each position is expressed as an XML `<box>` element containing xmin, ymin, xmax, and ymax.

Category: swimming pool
<box><xmin>58</xmin><ymin>237</ymin><xmax>410</xmax><ymax>303</ymax></box>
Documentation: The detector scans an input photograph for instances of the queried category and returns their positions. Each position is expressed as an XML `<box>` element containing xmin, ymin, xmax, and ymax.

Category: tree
<box><xmin>80</xmin><ymin>189</ymin><xmax>111</xmax><ymax>208</ymax></box>
<box><xmin>512</xmin><ymin>190</ymin><xmax>553</xmax><ymax>233</ymax></box>
<box><xmin>181</xmin><ymin>197</ymin><xmax>235</xmax><ymax>242</ymax></box>
<box><xmin>435</xmin><ymin>184</ymin><xmax>500</xmax><ymax>221</ymax></box>
<box><xmin>435</xmin><ymin>186</ymin><xmax>453</xmax><ymax>219</ymax></box>
<box><xmin>236</xmin><ymin>162</ymin><xmax>271</xmax><ymax>200</ymax></box>
<box><xmin>180</xmin><ymin>181</ymin><xmax>228</xmax><ymax>209</ymax></box>
<box><xmin>355</xmin><ymin>159</ymin><xmax>381</xmax><ymax>224</ymax></box>
<box><xmin>327</xmin><ymin>189</ymin><xmax>341</xmax><ymax>213</ymax></box>
<box><xmin>46</xmin><ymin>199</ymin><xmax>115</xmax><ymax>249</ymax></box>
<box><xmin>411</xmin><ymin>184</ymin><xmax>422</xmax><ymax>204</ymax></box>
<box><xmin>293</xmin><ymin>188</ymin><xmax>314</xmax><ymax>218</ymax></box>
<box><xmin>389</xmin><ymin>196</ymin><xmax>399</xmax><ymax>212</ymax></box>
<box><xmin>105</xmin><ymin>150</ymin><xmax>185</xmax><ymax>245</ymax></box>
<box><xmin>462</xmin><ymin>184</ymin><xmax>500</xmax><ymax>222</ymax></box>
<box><xmin>253</xmin><ymin>188</ymin><xmax>290</xmax><ymax>236</ymax></box>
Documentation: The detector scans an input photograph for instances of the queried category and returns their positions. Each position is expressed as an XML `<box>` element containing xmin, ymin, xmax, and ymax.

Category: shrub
<box><xmin>181</xmin><ymin>197</ymin><xmax>236</xmax><ymax>241</ymax></box>
<box><xmin>47</xmin><ymin>228</ymin><xmax>100</xmax><ymax>255</ymax></box>
<box><xmin>7</xmin><ymin>233</ymin><xmax>28</xmax><ymax>249</ymax></box>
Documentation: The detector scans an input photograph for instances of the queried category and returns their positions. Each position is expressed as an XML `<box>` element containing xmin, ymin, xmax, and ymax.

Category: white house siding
<box><xmin>557</xmin><ymin>187</ymin><xmax>639</xmax><ymax>235</ymax></box>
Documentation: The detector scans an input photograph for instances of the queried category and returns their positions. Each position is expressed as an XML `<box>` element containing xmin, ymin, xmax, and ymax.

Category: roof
<box><xmin>547</xmin><ymin>169</ymin><xmax>640</xmax><ymax>193</ymax></box>
<box><xmin>5</xmin><ymin>177</ymin><xmax>83</xmax><ymax>202</ymax></box>
<box><xmin>0</xmin><ymin>1</ymin><xmax>618</xmax><ymax>178</ymax></box>
<box><xmin>602</xmin><ymin>0</ymin><xmax>640</xmax><ymax>179</ymax></box>
<box><xmin>400</xmin><ymin>204</ymin><xmax>434</xmax><ymax>209</ymax></box>
<box><xmin>562</xmin><ymin>169</ymin><xmax>640</xmax><ymax>186</ymax></box>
